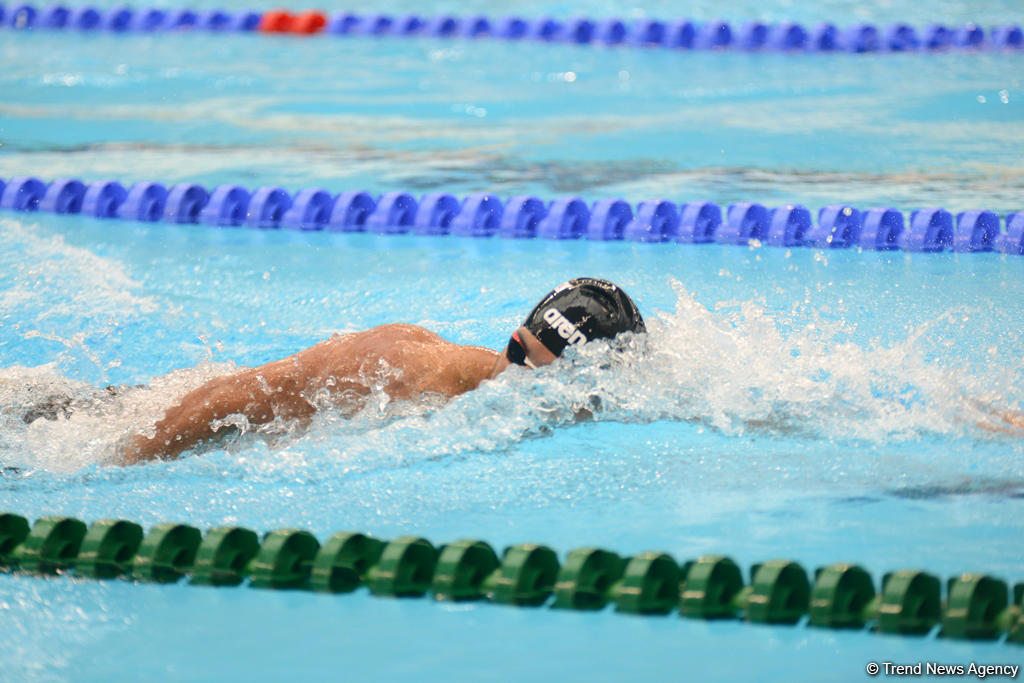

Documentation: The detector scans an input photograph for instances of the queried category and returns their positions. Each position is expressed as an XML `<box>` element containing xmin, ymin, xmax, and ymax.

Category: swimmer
<box><xmin>118</xmin><ymin>277</ymin><xmax>646</xmax><ymax>464</ymax></box>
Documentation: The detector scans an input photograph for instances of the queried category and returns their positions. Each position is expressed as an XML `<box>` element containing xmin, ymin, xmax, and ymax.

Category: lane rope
<box><xmin>0</xmin><ymin>5</ymin><xmax>1022</xmax><ymax>54</ymax></box>
<box><xmin>1</xmin><ymin>512</ymin><xmax>1022</xmax><ymax>644</ymax></box>
<box><xmin>1</xmin><ymin>175</ymin><xmax>1022</xmax><ymax>254</ymax></box>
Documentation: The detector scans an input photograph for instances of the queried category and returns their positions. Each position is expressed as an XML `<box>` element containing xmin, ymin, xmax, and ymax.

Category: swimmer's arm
<box><xmin>120</xmin><ymin>358</ymin><xmax>317</xmax><ymax>464</ymax></box>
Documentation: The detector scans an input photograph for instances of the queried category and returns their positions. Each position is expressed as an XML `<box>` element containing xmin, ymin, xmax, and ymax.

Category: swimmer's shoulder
<box><xmin>326</xmin><ymin>323</ymin><xmax>443</xmax><ymax>344</ymax></box>
<box><xmin>312</xmin><ymin>324</ymin><xmax>452</xmax><ymax>370</ymax></box>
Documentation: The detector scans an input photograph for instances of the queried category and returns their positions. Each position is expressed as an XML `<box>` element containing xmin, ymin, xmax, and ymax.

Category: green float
<box><xmin>0</xmin><ymin>513</ymin><xmax>30</xmax><ymax>568</ymax></box>
<box><xmin>17</xmin><ymin>516</ymin><xmax>87</xmax><ymax>575</ymax></box>
<box><xmin>132</xmin><ymin>523</ymin><xmax>202</xmax><ymax>583</ymax></box>
<box><xmin>745</xmin><ymin>560</ymin><xmax>810</xmax><ymax>624</ymax></box>
<box><xmin>809</xmin><ymin>564</ymin><xmax>876</xmax><ymax>629</ymax></box>
<box><xmin>552</xmin><ymin>548</ymin><xmax>624</xmax><ymax>610</ymax></box>
<box><xmin>942</xmin><ymin>573</ymin><xmax>1010</xmax><ymax>640</ymax></box>
<box><xmin>366</xmin><ymin>536</ymin><xmax>437</xmax><ymax>597</ymax></box>
<box><xmin>191</xmin><ymin>526</ymin><xmax>260</xmax><ymax>587</ymax></box>
<box><xmin>249</xmin><ymin>529</ymin><xmax>321</xmax><ymax>590</ymax></box>
<box><xmin>876</xmin><ymin>570</ymin><xmax>941</xmax><ymax>635</ymax></box>
<box><xmin>310</xmin><ymin>532</ymin><xmax>385</xmax><ymax>593</ymax></box>
<box><xmin>611</xmin><ymin>552</ymin><xmax>680</xmax><ymax>615</ymax></box>
<box><xmin>679</xmin><ymin>555</ymin><xmax>744</xmax><ymax>619</ymax></box>
<box><xmin>432</xmin><ymin>539</ymin><xmax>500</xmax><ymax>601</ymax></box>
<box><xmin>76</xmin><ymin>519</ymin><xmax>144</xmax><ymax>579</ymax></box>
<box><xmin>482</xmin><ymin>543</ymin><xmax>560</xmax><ymax>607</ymax></box>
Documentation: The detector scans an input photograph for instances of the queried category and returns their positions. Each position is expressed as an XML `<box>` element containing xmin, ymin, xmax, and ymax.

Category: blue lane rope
<box><xmin>2</xmin><ymin>175</ymin><xmax>1022</xmax><ymax>254</ymax></box>
<box><xmin>0</xmin><ymin>4</ymin><xmax>1022</xmax><ymax>54</ymax></box>
<box><xmin>1</xmin><ymin>175</ymin><xmax>1022</xmax><ymax>254</ymax></box>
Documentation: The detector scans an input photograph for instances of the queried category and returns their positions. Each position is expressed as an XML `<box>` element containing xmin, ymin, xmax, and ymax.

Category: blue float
<box><xmin>993</xmin><ymin>25</ymin><xmax>1023</xmax><ymax>49</ymax></box>
<box><xmin>738</xmin><ymin>22</ymin><xmax>769</xmax><ymax>50</ymax></box>
<box><xmin>117</xmin><ymin>182</ymin><xmax>167</xmax><ymax>222</ymax></box>
<box><xmin>9</xmin><ymin>4</ymin><xmax>36</xmax><ymax>29</ymax></box>
<box><xmin>39</xmin><ymin>178</ymin><xmax>86</xmax><ymax>214</ymax></box>
<box><xmin>810</xmin><ymin>22</ymin><xmax>839</xmax><ymax>50</ymax></box>
<box><xmin>245</xmin><ymin>187</ymin><xmax>292</xmax><ymax>229</ymax></box>
<box><xmin>394</xmin><ymin>14</ymin><xmax>423</xmax><ymax>35</ymax></box>
<box><xmin>412</xmin><ymin>193</ymin><xmax>461</xmax><ymax>235</ymax></box>
<box><xmin>859</xmin><ymin>207</ymin><xmax>903</xmax><ymax>250</ymax></box>
<box><xmin>595</xmin><ymin>18</ymin><xmax>627</xmax><ymax>45</ymax></box>
<box><xmin>0</xmin><ymin>176</ymin><xmax>46</xmax><ymax>211</ymax></box>
<box><xmin>129</xmin><ymin>8</ymin><xmax>166</xmax><ymax>31</ymax></box>
<box><xmin>923</xmin><ymin>24</ymin><xmax>953</xmax><ymax>49</ymax></box>
<box><xmin>69</xmin><ymin>5</ymin><xmax>99</xmax><ymax>30</ymax></box>
<box><xmin>81</xmin><ymin>181</ymin><xmax>127</xmax><ymax>218</ymax></box>
<box><xmin>528</xmin><ymin>16</ymin><xmax>562</xmax><ymax>41</ymax></box>
<box><xmin>766</xmin><ymin>205</ymin><xmax>811</xmax><ymax>247</ymax></box>
<box><xmin>953</xmin><ymin>210</ymin><xmax>999</xmax><ymax>252</ymax></box>
<box><xmin>281</xmin><ymin>188</ymin><xmax>334</xmax><ymax>230</ymax></box>
<box><xmin>631</xmin><ymin>19</ymin><xmax>666</xmax><ymax>46</ymax></box>
<box><xmin>326</xmin><ymin>191</ymin><xmax>375</xmax><ymax>232</ymax></box>
<box><xmin>39</xmin><ymin>5</ymin><xmax>71</xmax><ymax>29</ymax></box>
<box><xmin>537</xmin><ymin>198</ymin><xmax>589</xmax><ymax>239</ymax></box>
<box><xmin>624</xmin><ymin>200</ymin><xmax>679</xmax><ymax>242</ymax></box>
<box><xmin>229</xmin><ymin>11</ymin><xmax>259</xmax><ymax>32</ymax></box>
<box><xmin>164</xmin><ymin>184</ymin><xmax>210</xmax><ymax>224</ymax></box>
<box><xmin>677</xmin><ymin>201</ymin><xmax>721</xmax><ymax>243</ymax></box>
<box><xmin>164</xmin><ymin>9</ymin><xmax>196</xmax><ymax>30</ymax></box>
<box><xmin>327</xmin><ymin>12</ymin><xmax>357</xmax><ymax>34</ymax></box>
<box><xmin>102</xmin><ymin>6</ymin><xmax>131</xmax><ymax>31</ymax></box>
<box><xmin>366</xmin><ymin>192</ymin><xmax>417</xmax><ymax>234</ymax></box>
<box><xmin>667</xmin><ymin>20</ymin><xmax>696</xmax><ymax>48</ymax></box>
<box><xmin>885</xmin><ymin>24</ymin><xmax>919</xmax><ymax>51</ymax></box>
<box><xmin>498</xmin><ymin>196</ymin><xmax>546</xmax><ymax>238</ymax></box>
<box><xmin>197</xmin><ymin>10</ymin><xmax>232</xmax><ymax>32</ymax></box>
<box><xmin>900</xmin><ymin>208</ymin><xmax>953</xmax><ymax>252</ymax></box>
<box><xmin>426</xmin><ymin>15</ymin><xmax>459</xmax><ymax>38</ymax></box>
<box><xmin>717</xmin><ymin>203</ymin><xmax>769</xmax><ymax>244</ymax></box>
<box><xmin>459</xmin><ymin>15</ymin><xmax>490</xmax><ymax>38</ymax></box>
<box><xmin>586</xmin><ymin>199</ymin><xmax>631</xmax><ymax>240</ymax></box>
<box><xmin>359</xmin><ymin>14</ymin><xmax>393</xmax><ymax>35</ymax></box>
<box><xmin>809</xmin><ymin>205</ymin><xmax>862</xmax><ymax>248</ymax></box>
<box><xmin>563</xmin><ymin>17</ymin><xmax>595</xmax><ymax>44</ymax></box>
<box><xmin>768</xmin><ymin>22</ymin><xmax>808</xmax><ymax>50</ymax></box>
<box><xmin>199</xmin><ymin>185</ymin><xmax>250</xmax><ymax>226</ymax></box>
<box><xmin>841</xmin><ymin>23</ymin><xmax>880</xmax><ymax>52</ymax></box>
<box><xmin>996</xmin><ymin>213</ymin><xmax>1024</xmax><ymax>254</ymax></box>
<box><xmin>450</xmin><ymin>193</ymin><xmax>503</xmax><ymax>237</ymax></box>
<box><xmin>695</xmin><ymin>20</ymin><xmax>731</xmax><ymax>49</ymax></box>
<box><xmin>496</xmin><ymin>16</ymin><xmax>528</xmax><ymax>39</ymax></box>
<box><xmin>954</xmin><ymin>23</ymin><xmax>985</xmax><ymax>48</ymax></box>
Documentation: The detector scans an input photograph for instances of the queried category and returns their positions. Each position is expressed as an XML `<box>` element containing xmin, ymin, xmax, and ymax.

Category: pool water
<box><xmin>1</xmin><ymin>0</ymin><xmax>1023</xmax><ymax>680</ymax></box>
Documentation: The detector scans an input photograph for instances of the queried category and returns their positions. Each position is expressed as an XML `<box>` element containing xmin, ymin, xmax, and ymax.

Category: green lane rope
<box><xmin>1</xmin><ymin>512</ymin><xmax>1021</xmax><ymax>644</ymax></box>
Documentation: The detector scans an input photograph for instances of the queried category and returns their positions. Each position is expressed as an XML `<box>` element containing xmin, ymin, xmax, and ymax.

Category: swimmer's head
<box><xmin>505</xmin><ymin>278</ymin><xmax>645</xmax><ymax>369</ymax></box>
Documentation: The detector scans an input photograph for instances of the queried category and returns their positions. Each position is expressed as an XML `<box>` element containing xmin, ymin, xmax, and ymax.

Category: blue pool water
<box><xmin>1</xmin><ymin>0</ymin><xmax>1023</xmax><ymax>680</ymax></box>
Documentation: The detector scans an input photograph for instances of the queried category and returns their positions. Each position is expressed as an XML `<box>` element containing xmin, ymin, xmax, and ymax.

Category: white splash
<box><xmin>0</xmin><ymin>217</ymin><xmax>159</xmax><ymax>321</ymax></box>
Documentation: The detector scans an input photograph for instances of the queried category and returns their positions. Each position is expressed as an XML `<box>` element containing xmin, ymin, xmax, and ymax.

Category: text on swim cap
<box><xmin>543</xmin><ymin>308</ymin><xmax>587</xmax><ymax>346</ymax></box>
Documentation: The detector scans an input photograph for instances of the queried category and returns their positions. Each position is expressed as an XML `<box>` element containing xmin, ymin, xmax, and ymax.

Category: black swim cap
<box><xmin>521</xmin><ymin>277</ymin><xmax>645</xmax><ymax>357</ymax></box>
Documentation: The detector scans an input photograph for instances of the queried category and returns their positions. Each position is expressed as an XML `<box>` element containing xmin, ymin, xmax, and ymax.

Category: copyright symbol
<box><xmin>866</xmin><ymin>662</ymin><xmax>879</xmax><ymax>676</ymax></box>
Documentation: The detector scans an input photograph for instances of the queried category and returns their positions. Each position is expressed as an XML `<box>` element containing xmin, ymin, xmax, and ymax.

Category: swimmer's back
<box><xmin>310</xmin><ymin>323</ymin><xmax>499</xmax><ymax>400</ymax></box>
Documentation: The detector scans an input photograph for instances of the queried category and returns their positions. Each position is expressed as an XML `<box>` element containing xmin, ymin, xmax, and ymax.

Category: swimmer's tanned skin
<box><xmin>122</xmin><ymin>323</ymin><xmax>555</xmax><ymax>464</ymax></box>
